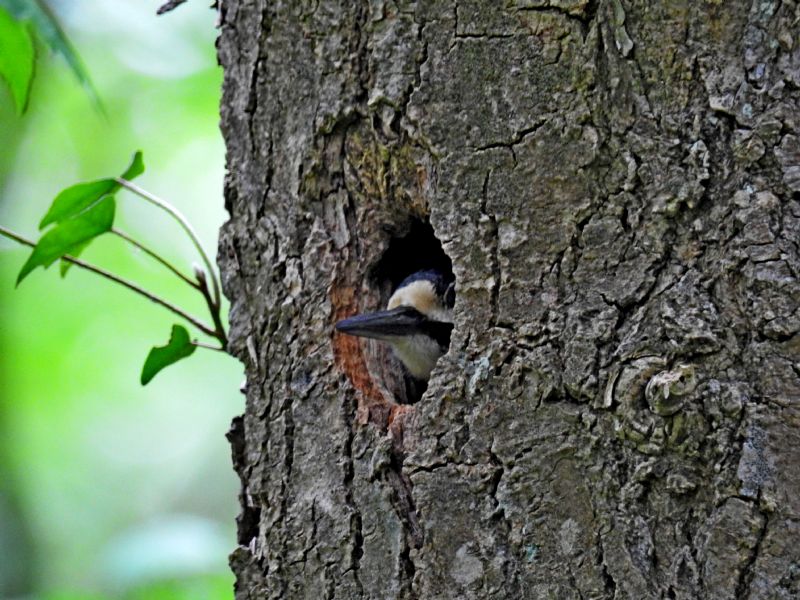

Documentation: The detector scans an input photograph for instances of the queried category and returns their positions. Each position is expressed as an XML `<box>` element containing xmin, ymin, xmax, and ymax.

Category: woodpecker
<box><xmin>335</xmin><ymin>270</ymin><xmax>455</xmax><ymax>386</ymax></box>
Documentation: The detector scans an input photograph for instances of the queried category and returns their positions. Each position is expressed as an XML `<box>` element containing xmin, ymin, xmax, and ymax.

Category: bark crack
<box><xmin>342</xmin><ymin>393</ymin><xmax>365</xmax><ymax>595</ymax></box>
<box><xmin>735</xmin><ymin>505</ymin><xmax>769</xmax><ymax>599</ymax></box>
<box><xmin>474</xmin><ymin>120</ymin><xmax>548</xmax><ymax>160</ymax></box>
<box><xmin>516</xmin><ymin>4</ymin><xmax>597</xmax><ymax>30</ymax></box>
<box><xmin>479</xmin><ymin>168</ymin><xmax>502</xmax><ymax>327</ymax></box>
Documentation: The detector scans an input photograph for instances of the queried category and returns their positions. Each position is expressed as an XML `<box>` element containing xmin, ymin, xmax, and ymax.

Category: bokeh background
<box><xmin>0</xmin><ymin>1</ymin><xmax>242</xmax><ymax>598</ymax></box>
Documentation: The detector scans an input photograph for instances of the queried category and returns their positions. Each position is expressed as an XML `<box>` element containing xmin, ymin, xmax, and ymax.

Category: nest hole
<box><xmin>371</xmin><ymin>220</ymin><xmax>453</xmax><ymax>294</ymax></box>
<box><xmin>369</xmin><ymin>219</ymin><xmax>455</xmax><ymax>404</ymax></box>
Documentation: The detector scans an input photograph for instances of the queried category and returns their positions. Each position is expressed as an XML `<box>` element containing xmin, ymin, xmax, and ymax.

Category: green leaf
<box><xmin>140</xmin><ymin>325</ymin><xmax>196</xmax><ymax>385</ymax></box>
<box><xmin>0</xmin><ymin>6</ymin><xmax>34</xmax><ymax>114</ymax></box>
<box><xmin>17</xmin><ymin>196</ymin><xmax>115</xmax><ymax>284</ymax></box>
<box><xmin>58</xmin><ymin>240</ymin><xmax>90</xmax><ymax>277</ymax></box>
<box><xmin>39</xmin><ymin>152</ymin><xmax>145</xmax><ymax>229</ymax></box>
<box><xmin>121</xmin><ymin>150</ymin><xmax>144</xmax><ymax>180</ymax></box>
<box><xmin>39</xmin><ymin>180</ymin><xmax>116</xmax><ymax>229</ymax></box>
<box><xmin>0</xmin><ymin>0</ymin><xmax>102</xmax><ymax>110</ymax></box>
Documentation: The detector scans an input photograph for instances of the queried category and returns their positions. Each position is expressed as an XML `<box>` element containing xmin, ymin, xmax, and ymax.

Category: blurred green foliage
<box><xmin>0</xmin><ymin>4</ymin><xmax>35</xmax><ymax>114</ymax></box>
<box><xmin>0</xmin><ymin>1</ymin><xmax>240</xmax><ymax>598</ymax></box>
<box><xmin>0</xmin><ymin>0</ymin><xmax>102</xmax><ymax>112</ymax></box>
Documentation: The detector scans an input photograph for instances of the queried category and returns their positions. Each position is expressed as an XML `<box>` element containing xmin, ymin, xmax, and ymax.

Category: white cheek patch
<box><xmin>387</xmin><ymin>280</ymin><xmax>453</xmax><ymax>323</ymax></box>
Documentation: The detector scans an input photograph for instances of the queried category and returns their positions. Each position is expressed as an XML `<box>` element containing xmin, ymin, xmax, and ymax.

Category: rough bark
<box><xmin>217</xmin><ymin>1</ymin><xmax>800</xmax><ymax>598</ymax></box>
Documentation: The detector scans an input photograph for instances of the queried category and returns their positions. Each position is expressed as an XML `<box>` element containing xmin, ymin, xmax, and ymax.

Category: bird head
<box><xmin>335</xmin><ymin>270</ymin><xmax>455</xmax><ymax>381</ymax></box>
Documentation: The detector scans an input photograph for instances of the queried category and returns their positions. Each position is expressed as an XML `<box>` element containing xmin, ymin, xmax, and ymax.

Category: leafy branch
<box><xmin>114</xmin><ymin>178</ymin><xmax>222</xmax><ymax>309</ymax></box>
<box><xmin>0</xmin><ymin>224</ymin><xmax>218</xmax><ymax>337</ymax></box>
<box><xmin>0</xmin><ymin>151</ymin><xmax>227</xmax><ymax>384</ymax></box>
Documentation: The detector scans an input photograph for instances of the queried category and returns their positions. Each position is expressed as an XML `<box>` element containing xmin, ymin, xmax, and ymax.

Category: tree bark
<box><xmin>217</xmin><ymin>1</ymin><xmax>800</xmax><ymax>598</ymax></box>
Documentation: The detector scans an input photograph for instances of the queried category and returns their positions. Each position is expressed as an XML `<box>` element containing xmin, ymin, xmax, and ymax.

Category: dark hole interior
<box><xmin>371</xmin><ymin>220</ymin><xmax>453</xmax><ymax>292</ymax></box>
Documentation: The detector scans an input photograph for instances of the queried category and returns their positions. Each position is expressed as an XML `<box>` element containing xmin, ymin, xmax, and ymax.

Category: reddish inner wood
<box><xmin>331</xmin><ymin>282</ymin><xmax>400</xmax><ymax>428</ymax></box>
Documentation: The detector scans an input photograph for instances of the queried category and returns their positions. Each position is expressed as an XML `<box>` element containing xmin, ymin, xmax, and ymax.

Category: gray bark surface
<box><xmin>217</xmin><ymin>1</ymin><xmax>800</xmax><ymax>598</ymax></box>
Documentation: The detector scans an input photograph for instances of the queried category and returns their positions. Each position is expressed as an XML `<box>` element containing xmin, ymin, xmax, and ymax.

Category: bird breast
<box><xmin>388</xmin><ymin>333</ymin><xmax>446</xmax><ymax>380</ymax></box>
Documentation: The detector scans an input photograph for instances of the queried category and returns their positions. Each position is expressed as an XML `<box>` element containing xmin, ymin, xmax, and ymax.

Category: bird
<box><xmin>335</xmin><ymin>270</ymin><xmax>455</xmax><ymax>399</ymax></box>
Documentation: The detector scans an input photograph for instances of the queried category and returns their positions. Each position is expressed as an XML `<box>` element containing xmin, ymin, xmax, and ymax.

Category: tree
<box><xmin>217</xmin><ymin>1</ymin><xmax>800</xmax><ymax>598</ymax></box>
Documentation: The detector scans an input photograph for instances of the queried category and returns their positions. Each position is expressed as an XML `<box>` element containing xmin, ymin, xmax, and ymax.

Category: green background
<box><xmin>0</xmin><ymin>1</ymin><xmax>241</xmax><ymax>598</ymax></box>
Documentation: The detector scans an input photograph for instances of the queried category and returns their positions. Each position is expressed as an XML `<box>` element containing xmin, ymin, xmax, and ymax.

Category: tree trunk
<box><xmin>217</xmin><ymin>1</ymin><xmax>800</xmax><ymax>598</ymax></box>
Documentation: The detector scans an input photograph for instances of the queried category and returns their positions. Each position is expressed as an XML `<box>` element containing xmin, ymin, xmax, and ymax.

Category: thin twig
<box><xmin>0</xmin><ymin>225</ymin><xmax>219</xmax><ymax>339</ymax></box>
<box><xmin>197</xmin><ymin>273</ymin><xmax>228</xmax><ymax>349</ymax></box>
<box><xmin>190</xmin><ymin>340</ymin><xmax>225</xmax><ymax>352</ymax></box>
<box><xmin>115</xmin><ymin>178</ymin><xmax>222</xmax><ymax>309</ymax></box>
<box><xmin>156</xmin><ymin>0</ymin><xmax>188</xmax><ymax>15</ymax></box>
<box><xmin>112</xmin><ymin>228</ymin><xmax>199</xmax><ymax>289</ymax></box>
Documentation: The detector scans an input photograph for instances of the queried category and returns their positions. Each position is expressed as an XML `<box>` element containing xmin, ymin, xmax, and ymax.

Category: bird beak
<box><xmin>335</xmin><ymin>306</ymin><xmax>424</xmax><ymax>340</ymax></box>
